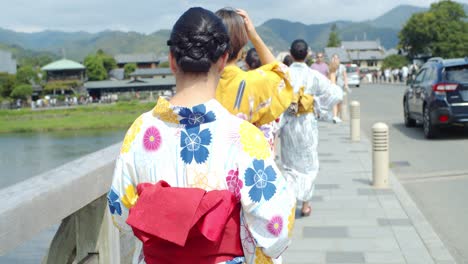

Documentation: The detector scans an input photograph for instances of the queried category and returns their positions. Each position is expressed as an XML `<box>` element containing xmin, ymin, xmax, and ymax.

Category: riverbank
<box><xmin>0</xmin><ymin>101</ymin><xmax>154</xmax><ymax>133</ymax></box>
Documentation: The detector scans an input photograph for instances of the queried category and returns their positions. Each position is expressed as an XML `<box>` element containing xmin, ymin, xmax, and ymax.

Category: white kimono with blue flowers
<box><xmin>108</xmin><ymin>97</ymin><xmax>296</xmax><ymax>264</ymax></box>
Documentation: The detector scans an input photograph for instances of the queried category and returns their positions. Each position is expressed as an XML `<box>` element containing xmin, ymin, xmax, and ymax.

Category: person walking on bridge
<box><xmin>280</xmin><ymin>39</ymin><xmax>328</xmax><ymax>217</ymax></box>
<box><xmin>107</xmin><ymin>7</ymin><xmax>295</xmax><ymax>264</ymax></box>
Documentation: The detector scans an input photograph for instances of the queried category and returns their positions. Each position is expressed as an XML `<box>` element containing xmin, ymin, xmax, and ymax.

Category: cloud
<box><xmin>1</xmin><ymin>0</ymin><xmax>468</xmax><ymax>33</ymax></box>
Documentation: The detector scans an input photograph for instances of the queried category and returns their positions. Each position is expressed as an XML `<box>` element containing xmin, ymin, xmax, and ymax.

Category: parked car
<box><xmin>346</xmin><ymin>64</ymin><xmax>360</xmax><ymax>87</ymax></box>
<box><xmin>403</xmin><ymin>57</ymin><xmax>468</xmax><ymax>138</ymax></box>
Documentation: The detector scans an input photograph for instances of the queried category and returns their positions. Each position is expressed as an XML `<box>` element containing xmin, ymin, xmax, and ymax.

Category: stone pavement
<box><xmin>281</xmin><ymin>121</ymin><xmax>456</xmax><ymax>264</ymax></box>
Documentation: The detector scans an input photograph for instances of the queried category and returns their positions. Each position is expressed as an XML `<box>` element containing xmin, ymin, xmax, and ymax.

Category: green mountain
<box><xmin>0</xmin><ymin>43</ymin><xmax>59</xmax><ymax>66</ymax></box>
<box><xmin>0</xmin><ymin>3</ymin><xmax>467</xmax><ymax>59</ymax></box>
<box><xmin>368</xmin><ymin>5</ymin><xmax>427</xmax><ymax>29</ymax></box>
<box><xmin>0</xmin><ymin>28</ymin><xmax>170</xmax><ymax>61</ymax></box>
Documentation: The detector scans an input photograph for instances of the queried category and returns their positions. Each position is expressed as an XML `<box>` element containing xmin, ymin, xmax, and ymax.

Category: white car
<box><xmin>346</xmin><ymin>64</ymin><xmax>360</xmax><ymax>87</ymax></box>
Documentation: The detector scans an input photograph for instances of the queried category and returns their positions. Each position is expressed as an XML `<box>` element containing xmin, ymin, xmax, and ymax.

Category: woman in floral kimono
<box><xmin>215</xmin><ymin>8</ymin><xmax>293</xmax><ymax>152</ymax></box>
<box><xmin>107</xmin><ymin>7</ymin><xmax>295</xmax><ymax>264</ymax></box>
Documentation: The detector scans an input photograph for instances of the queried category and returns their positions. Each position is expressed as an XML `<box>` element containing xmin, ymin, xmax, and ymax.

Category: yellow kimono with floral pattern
<box><xmin>216</xmin><ymin>62</ymin><xmax>293</xmax><ymax>127</ymax></box>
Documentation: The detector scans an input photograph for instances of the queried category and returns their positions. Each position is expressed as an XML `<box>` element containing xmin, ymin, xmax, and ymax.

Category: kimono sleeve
<box><xmin>236</xmin><ymin>121</ymin><xmax>296</xmax><ymax>261</ymax></box>
<box><xmin>247</xmin><ymin>62</ymin><xmax>293</xmax><ymax>126</ymax></box>
<box><xmin>107</xmin><ymin>154</ymin><xmax>139</xmax><ymax>233</ymax></box>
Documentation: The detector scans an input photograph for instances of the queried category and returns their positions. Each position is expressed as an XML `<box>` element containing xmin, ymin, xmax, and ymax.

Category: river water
<box><xmin>0</xmin><ymin>129</ymin><xmax>126</xmax><ymax>263</ymax></box>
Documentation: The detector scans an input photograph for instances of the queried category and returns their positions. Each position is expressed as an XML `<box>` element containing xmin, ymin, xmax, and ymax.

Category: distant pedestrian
<box><xmin>310</xmin><ymin>52</ymin><xmax>329</xmax><ymax>77</ymax></box>
<box><xmin>329</xmin><ymin>54</ymin><xmax>348</xmax><ymax>123</ymax></box>
<box><xmin>384</xmin><ymin>68</ymin><xmax>391</xmax><ymax>83</ymax></box>
<box><xmin>244</xmin><ymin>48</ymin><xmax>261</xmax><ymax>70</ymax></box>
<box><xmin>283</xmin><ymin>54</ymin><xmax>293</xmax><ymax>66</ymax></box>
<box><xmin>401</xmin><ymin>65</ymin><xmax>409</xmax><ymax>83</ymax></box>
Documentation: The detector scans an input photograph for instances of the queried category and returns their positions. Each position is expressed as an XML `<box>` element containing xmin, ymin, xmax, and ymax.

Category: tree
<box><xmin>399</xmin><ymin>0</ymin><xmax>468</xmax><ymax>58</ymax></box>
<box><xmin>0</xmin><ymin>73</ymin><xmax>17</xmax><ymax>98</ymax></box>
<box><xmin>382</xmin><ymin>55</ymin><xmax>409</xmax><ymax>69</ymax></box>
<box><xmin>16</xmin><ymin>66</ymin><xmax>40</xmax><ymax>85</ymax></box>
<box><xmin>10</xmin><ymin>84</ymin><xmax>33</xmax><ymax>100</ymax></box>
<box><xmin>124</xmin><ymin>63</ymin><xmax>137</xmax><ymax>79</ymax></box>
<box><xmin>327</xmin><ymin>24</ymin><xmax>341</xmax><ymax>47</ymax></box>
<box><xmin>83</xmin><ymin>50</ymin><xmax>117</xmax><ymax>81</ymax></box>
<box><xmin>84</xmin><ymin>55</ymin><xmax>107</xmax><ymax>81</ymax></box>
<box><xmin>97</xmin><ymin>49</ymin><xmax>117</xmax><ymax>72</ymax></box>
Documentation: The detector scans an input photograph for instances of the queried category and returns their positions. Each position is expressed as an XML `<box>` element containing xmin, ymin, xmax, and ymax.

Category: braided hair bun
<box><xmin>168</xmin><ymin>7</ymin><xmax>230</xmax><ymax>73</ymax></box>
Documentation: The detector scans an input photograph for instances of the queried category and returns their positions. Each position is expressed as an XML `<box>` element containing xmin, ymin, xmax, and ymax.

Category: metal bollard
<box><xmin>372</xmin><ymin>122</ymin><xmax>389</xmax><ymax>188</ymax></box>
<box><xmin>341</xmin><ymin>92</ymin><xmax>349</xmax><ymax>121</ymax></box>
<box><xmin>350</xmin><ymin>101</ymin><xmax>360</xmax><ymax>142</ymax></box>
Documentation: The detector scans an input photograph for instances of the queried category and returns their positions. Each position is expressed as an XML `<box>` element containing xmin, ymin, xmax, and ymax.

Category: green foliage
<box><xmin>159</xmin><ymin>61</ymin><xmax>169</xmax><ymax>68</ymax></box>
<box><xmin>16</xmin><ymin>66</ymin><xmax>40</xmax><ymax>84</ymax></box>
<box><xmin>83</xmin><ymin>50</ymin><xmax>117</xmax><ymax>80</ymax></box>
<box><xmin>382</xmin><ymin>55</ymin><xmax>409</xmax><ymax>69</ymax></box>
<box><xmin>44</xmin><ymin>80</ymin><xmax>82</xmax><ymax>91</ymax></box>
<box><xmin>10</xmin><ymin>84</ymin><xmax>33</xmax><ymax>99</ymax></box>
<box><xmin>84</xmin><ymin>55</ymin><xmax>107</xmax><ymax>81</ymax></box>
<box><xmin>0</xmin><ymin>101</ymin><xmax>155</xmax><ymax>133</ymax></box>
<box><xmin>96</xmin><ymin>49</ymin><xmax>117</xmax><ymax>72</ymax></box>
<box><xmin>327</xmin><ymin>24</ymin><xmax>341</xmax><ymax>47</ymax></box>
<box><xmin>399</xmin><ymin>0</ymin><xmax>468</xmax><ymax>58</ymax></box>
<box><xmin>124</xmin><ymin>63</ymin><xmax>137</xmax><ymax>79</ymax></box>
<box><xmin>0</xmin><ymin>73</ymin><xmax>17</xmax><ymax>98</ymax></box>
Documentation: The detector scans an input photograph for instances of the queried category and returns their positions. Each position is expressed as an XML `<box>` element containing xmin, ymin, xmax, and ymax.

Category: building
<box><xmin>129</xmin><ymin>68</ymin><xmax>172</xmax><ymax>79</ymax></box>
<box><xmin>115</xmin><ymin>53</ymin><xmax>160</xmax><ymax>69</ymax></box>
<box><xmin>342</xmin><ymin>41</ymin><xmax>386</xmax><ymax>70</ymax></box>
<box><xmin>324</xmin><ymin>40</ymin><xmax>387</xmax><ymax>70</ymax></box>
<box><xmin>41</xmin><ymin>59</ymin><xmax>86</xmax><ymax>82</ymax></box>
<box><xmin>84</xmin><ymin>76</ymin><xmax>175</xmax><ymax>100</ymax></box>
<box><xmin>0</xmin><ymin>50</ymin><xmax>17</xmax><ymax>74</ymax></box>
<box><xmin>323</xmin><ymin>47</ymin><xmax>351</xmax><ymax>64</ymax></box>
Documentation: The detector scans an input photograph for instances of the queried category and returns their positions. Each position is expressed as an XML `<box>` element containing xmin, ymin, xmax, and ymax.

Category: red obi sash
<box><xmin>126</xmin><ymin>180</ymin><xmax>244</xmax><ymax>264</ymax></box>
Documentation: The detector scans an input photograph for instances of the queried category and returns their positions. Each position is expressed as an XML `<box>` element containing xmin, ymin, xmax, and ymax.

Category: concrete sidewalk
<box><xmin>282</xmin><ymin>121</ymin><xmax>456</xmax><ymax>264</ymax></box>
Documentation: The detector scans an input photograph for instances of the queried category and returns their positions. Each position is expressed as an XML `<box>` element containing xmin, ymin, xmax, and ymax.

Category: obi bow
<box><xmin>290</xmin><ymin>86</ymin><xmax>314</xmax><ymax>116</ymax></box>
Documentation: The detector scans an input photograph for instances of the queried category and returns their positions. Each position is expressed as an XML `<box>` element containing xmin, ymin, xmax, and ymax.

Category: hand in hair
<box><xmin>236</xmin><ymin>9</ymin><xmax>275</xmax><ymax>65</ymax></box>
<box><xmin>236</xmin><ymin>9</ymin><xmax>256</xmax><ymax>38</ymax></box>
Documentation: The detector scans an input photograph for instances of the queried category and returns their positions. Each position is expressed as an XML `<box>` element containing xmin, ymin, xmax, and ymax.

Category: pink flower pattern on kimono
<box><xmin>226</xmin><ymin>169</ymin><xmax>243</xmax><ymax>201</ymax></box>
<box><xmin>267</xmin><ymin>215</ymin><xmax>283</xmax><ymax>237</ymax></box>
<box><xmin>143</xmin><ymin>126</ymin><xmax>162</xmax><ymax>152</ymax></box>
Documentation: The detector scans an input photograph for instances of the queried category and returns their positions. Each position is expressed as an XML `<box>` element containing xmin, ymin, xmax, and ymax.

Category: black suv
<box><xmin>403</xmin><ymin>57</ymin><xmax>468</xmax><ymax>138</ymax></box>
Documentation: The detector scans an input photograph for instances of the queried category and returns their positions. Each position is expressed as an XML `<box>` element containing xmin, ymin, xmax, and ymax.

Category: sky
<box><xmin>2</xmin><ymin>0</ymin><xmax>468</xmax><ymax>34</ymax></box>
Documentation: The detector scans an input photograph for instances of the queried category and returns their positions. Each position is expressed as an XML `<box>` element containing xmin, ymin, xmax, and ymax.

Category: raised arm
<box><xmin>237</xmin><ymin>9</ymin><xmax>275</xmax><ymax>65</ymax></box>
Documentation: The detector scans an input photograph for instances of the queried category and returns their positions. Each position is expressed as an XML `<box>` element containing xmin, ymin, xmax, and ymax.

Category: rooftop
<box><xmin>115</xmin><ymin>53</ymin><xmax>159</xmax><ymax>64</ymax></box>
<box><xmin>341</xmin><ymin>40</ymin><xmax>382</xmax><ymax>51</ymax></box>
<box><xmin>41</xmin><ymin>59</ymin><xmax>85</xmax><ymax>71</ymax></box>
<box><xmin>324</xmin><ymin>47</ymin><xmax>351</xmax><ymax>63</ymax></box>
<box><xmin>348</xmin><ymin>50</ymin><xmax>385</xmax><ymax>61</ymax></box>
<box><xmin>84</xmin><ymin>77</ymin><xmax>175</xmax><ymax>90</ymax></box>
<box><xmin>129</xmin><ymin>68</ymin><xmax>172</xmax><ymax>77</ymax></box>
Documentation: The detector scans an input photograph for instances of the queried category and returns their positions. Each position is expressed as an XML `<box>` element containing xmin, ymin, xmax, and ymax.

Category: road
<box><xmin>350</xmin><ymin>83</ymin><xmax>468</xmax><ymax>264</ymax></box>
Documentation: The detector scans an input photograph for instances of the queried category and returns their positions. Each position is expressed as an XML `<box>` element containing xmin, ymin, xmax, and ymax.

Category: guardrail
<box><xmin>0</xmin><ymin>142</ymin><xmax>132</xmax><ymax>263</ymax></box>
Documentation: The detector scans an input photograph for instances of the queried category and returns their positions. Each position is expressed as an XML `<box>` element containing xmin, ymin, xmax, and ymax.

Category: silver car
<box><xmin>346</xmin><ymin>64</ymin><xmax>360</xmax><ymax>88</ymax></box>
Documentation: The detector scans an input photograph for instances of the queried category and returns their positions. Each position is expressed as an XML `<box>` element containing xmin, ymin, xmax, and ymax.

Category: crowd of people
<box><xmin>106</xmin><ymin>7</ymin><xmax>346</xmax><ymax>264</ymax></box>
<box><xmin>358</xmin><ymin>64</ymin><xmax>419</xmax><ymax>85</ymax></box>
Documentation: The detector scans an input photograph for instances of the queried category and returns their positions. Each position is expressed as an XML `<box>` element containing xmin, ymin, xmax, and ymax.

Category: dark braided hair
<box><xmin>167</xmin><ymin>7</ymin><xmax>230</xmax><ymax>73</ymax></box>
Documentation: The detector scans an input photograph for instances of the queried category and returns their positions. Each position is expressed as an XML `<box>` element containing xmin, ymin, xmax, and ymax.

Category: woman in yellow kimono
<box><xmin>215</xmin><ymin>8</ymin><xmax>293</xmax><ymax>151</ymax></box>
